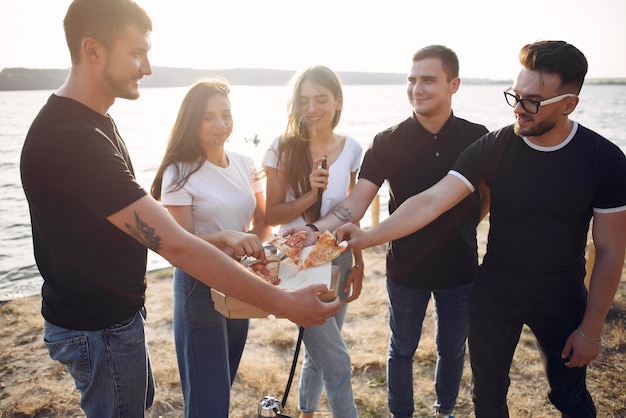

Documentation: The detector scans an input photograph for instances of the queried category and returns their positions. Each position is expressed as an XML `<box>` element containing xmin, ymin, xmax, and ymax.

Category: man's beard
<box><xmin>103</xmin><ymin>67</ymin><xmax>140</xmax><ymax>100</ymax></box>
<box><xmin>514</xmin><ymin>116</ymin><xmax>556</xmax><ymax>138</ymax></box>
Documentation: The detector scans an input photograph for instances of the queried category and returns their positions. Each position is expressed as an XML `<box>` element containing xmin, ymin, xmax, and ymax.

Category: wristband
<box><xmin>577</xmin><ymin>326</ymin><xmax>601</xmax><ymax>345</ymax></box>
<box><xmin>305</xmin><ymin>223</ymin><xmax>319</xmax><ymax>232</ymax></box>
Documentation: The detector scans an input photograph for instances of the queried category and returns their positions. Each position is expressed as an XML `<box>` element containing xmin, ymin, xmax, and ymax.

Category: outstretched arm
<box><xmin>283</xmin><ymin>178</ymin><xmax>380</xmax><ymax>245</ymax></box>
<box><xmin>107</xmin><ymin>195</ymin><xmax>340</xmax><ymax>328</ymax></box>
<box><xmin>335</xmin><ymin>174</ymin><xmax>472</xmax><ymax>249</ymax></box>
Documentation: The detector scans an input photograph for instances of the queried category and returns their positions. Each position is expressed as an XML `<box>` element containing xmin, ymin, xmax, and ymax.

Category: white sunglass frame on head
<box><xmin>504</xmin><ymin>88</ymin><xmax>578</xmax><ymax>114</ymax></box>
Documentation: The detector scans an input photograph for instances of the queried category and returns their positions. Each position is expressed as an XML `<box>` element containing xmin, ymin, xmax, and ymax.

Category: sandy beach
<box><xmin>1</xmin><ymin>220</ymin><xmax>625</xmax><ymax>417</ymax></box>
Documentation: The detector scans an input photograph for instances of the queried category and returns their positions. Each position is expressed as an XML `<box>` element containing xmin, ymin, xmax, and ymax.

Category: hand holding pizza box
<box><xmin>212</xmin><ymin>230</ymin><xmax>347</xmax><ymax>318</ymax></box>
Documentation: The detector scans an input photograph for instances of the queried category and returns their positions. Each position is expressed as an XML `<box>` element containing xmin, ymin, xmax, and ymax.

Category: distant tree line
<box><xmin>3</xmin><ymin>66</ymin><xmax>620</xmax><ymax>91</ymax></box>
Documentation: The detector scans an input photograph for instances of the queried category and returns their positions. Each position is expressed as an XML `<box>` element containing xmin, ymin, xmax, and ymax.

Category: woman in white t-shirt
<box><xmin>151</xmin><ymin>80</ymin><xmax>271</xmax><ymax>418</ymax></box>
<box><xmin>263</xmin><ymin>66</ymin><xmax>363</xmax><ymax>418</ymax></box>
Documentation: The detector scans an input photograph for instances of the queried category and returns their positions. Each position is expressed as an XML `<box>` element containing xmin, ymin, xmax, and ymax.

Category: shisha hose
<box><xmin>281</xmin><ymin>325</ymin><xmax>304</xmax><ymax>408</ymax></box>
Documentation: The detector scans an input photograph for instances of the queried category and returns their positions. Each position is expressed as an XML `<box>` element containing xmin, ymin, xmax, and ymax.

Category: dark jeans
<box><xmin>386</xmin><ymin>280</ymin><xmax>472</xmax><ymax>417</ymax></box>
<box><xmin>468</xmin><ymin>264</ymin><xmax>596</xmax><ymax>418</ymax></box>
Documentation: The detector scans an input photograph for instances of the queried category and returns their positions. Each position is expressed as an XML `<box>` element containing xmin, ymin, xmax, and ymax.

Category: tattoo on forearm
<box><xmin>125</xmin><ymin>211</ymin><xmax>162</xmax><ymax>252</ymax></box>
<box><xmin>332</xmin><ymin>205</ymin><xmax>352</xmax><ymax>223</ymax></box>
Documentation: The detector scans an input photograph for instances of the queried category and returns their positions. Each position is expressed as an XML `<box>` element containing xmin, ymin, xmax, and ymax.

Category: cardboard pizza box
<box><xmin>211</xmin><ymin>247</ymin><xmax>340</xmax><ymax>319</ymax></box>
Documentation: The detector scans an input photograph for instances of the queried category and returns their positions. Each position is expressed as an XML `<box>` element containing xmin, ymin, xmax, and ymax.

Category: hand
<box><xmin>334</xmin><ymin>223</ymin><xmax>371</xmax><ymax>250</ymax></box>
<box><xmin>281</xmin><ymin>284</ymin><xmax>341</xmax><ymax>328</ymax></box>
<box><xmin>343</xmin><ymin>264</ymin><xmax>364</xmax><ymax>303</ymax></box>
<box><xmin>561</xmin><ymin>327</ymin><xmax>601</xmax><ymax>368</ymax></box>
<box><xmin>282</xmin><ymin>225</ymin><xmax>318</xmax><ymax>246</ymax></box>
<box><xmin>309</xmin><ymin>156</ymin><xmax>329</xmax><ymax>198</ymax></box>
<box><xmin>220</xmin><ymin>230</ymin><xmax>265</xmax><ymax>260</ymax></box>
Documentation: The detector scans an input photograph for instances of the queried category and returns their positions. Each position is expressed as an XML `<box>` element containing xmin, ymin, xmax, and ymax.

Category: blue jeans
<box><xmin>469</xmin><ymin>264</ymin><xmax>595</xmax><ymax>418</ymax></box>
<box><xmin>386</xmin><ymin>279</ymin><xmax>472</xmax><ymax>418</ymax></box>
<box><xmin>298</xmin><ymin>251</ymin><xmax>358</xmax><ymax>417</ymax></box>
<box><xmin>44</xmin><ymin>307</ymin><xmax>155</xmax><ymax>417</ymax></box>
<box><xmin>173</xmin><ymin>268</ymin><xmax>249</xmax><ymax>418</ymax></box>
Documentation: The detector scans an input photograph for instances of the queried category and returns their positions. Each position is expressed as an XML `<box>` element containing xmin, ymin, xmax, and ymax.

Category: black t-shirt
<box><xmin>359</xmin><ymin>113</ymin><xmax>488</xmax><ymax>289</ymax></box>
<box><xmin>452</xmin><ymin>123</ymin><xmax>626</xmax><ymax>278</ymax></box>
<box><xmin>21</xmin><ymin>95</ymin><xmax>148</xmax><ymax>330</ymax></box>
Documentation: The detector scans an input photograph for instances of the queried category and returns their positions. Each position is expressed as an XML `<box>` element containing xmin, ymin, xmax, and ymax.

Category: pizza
<box><xmin>269</xmin><ymin>231</ymin><xmax>307</xmax><ymax>265</ymax></box>
<box><xmin>298</xmin><ymin>230</ymin><xmax>348</xmax><ymax>271</ymax></box>
<box><xmin>247</xmin><ymin>256</ymin><xmax>281</xmax><ymax>285</ymax></box>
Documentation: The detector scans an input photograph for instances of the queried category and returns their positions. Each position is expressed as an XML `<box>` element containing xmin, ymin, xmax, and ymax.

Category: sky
<box><xmin>1</xmin><ymin>0</ymin><xmax>625</xmax><ymax>80</ymax></box>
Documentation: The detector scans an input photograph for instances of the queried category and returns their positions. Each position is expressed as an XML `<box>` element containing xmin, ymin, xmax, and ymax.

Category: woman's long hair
<box><xmin>276</xmin><ymin>65</ymin><xmax>343</xmax><ymax>223</ymax></box>
<box><xmin>150</xmin><ymin>79</ymin><xmax>230</xmax><ymax>200</ymax></box>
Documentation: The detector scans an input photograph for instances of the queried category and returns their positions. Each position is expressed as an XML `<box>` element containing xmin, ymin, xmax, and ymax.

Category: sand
<box><xmin>1</xmin><ymin>219</ymin><xmax>625</xmax><ymax>417</ymax></box>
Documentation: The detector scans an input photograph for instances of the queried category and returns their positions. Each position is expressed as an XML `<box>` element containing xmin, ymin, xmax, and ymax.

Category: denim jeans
<box><xmin>173</xmin><ymin>268</ymin><xmax>249</xmax><ymax>418</ymax></box>
<box><xmin>386</xmin><ymin>279</ymin><xmax>472</xmax><ymax>418</ymax></box>
<box><xmin>44</xmin><ymin>307</ymin><xmax>155</xmax><ymax>418</ymax></box>
<box><xmin>468</xmin><ymin>264</ymin><xmax>596</xmax><ymax>418</ymax></box>
<box><xmin>298</xmin><ymin>251</ymin><xmax>358</xmax><ymax>417</ymax></box>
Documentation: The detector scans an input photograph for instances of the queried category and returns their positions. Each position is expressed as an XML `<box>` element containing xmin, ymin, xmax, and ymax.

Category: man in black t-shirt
<box><xmin>20</xmin><ymin>1</ymin><xmax>339</xmax><ymax>416</ymax></box>
<box><xmin>335</xmin><ymin>41</ymin><xmax>626</xmax><ymax>418</ymax></box>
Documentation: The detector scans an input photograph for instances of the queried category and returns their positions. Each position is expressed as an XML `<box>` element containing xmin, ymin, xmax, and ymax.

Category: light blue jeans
<box><xmin>173</xmin><ymin>268</ymin><xmax>249</xmax><ymax>418</ymax></box>
<box><xmin>44</xmin><ymin>307</ymin><xmax>155</xmax><ymax>417</ymax></box>
<box><xmin>298</xmin><ymin>251</ymin><xmax>358</xmax><ymax>417</ymax></box>
<box><xmin>386</xmin><ymin>279</ymin><xmax>472</xmax><ymax>418</ymax></box>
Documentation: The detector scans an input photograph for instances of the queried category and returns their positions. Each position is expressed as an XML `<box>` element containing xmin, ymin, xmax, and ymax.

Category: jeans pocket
<box><xmin>45</xmin><ymin>335</ymin><xmax>91</xmax><ymax>388</ymax></box>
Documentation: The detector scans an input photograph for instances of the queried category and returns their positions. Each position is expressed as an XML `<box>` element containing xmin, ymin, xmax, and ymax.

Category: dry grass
<box><xmin>1</xmin><ymin>231</ymin><xmax>625</xmax><ymax>417</ymax></box>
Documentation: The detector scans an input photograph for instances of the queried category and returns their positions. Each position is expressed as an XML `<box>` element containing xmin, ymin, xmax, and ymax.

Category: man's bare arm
<box><xmin>561</xmin><ymin>209</ymin><xmax>626</xmax><ymax>367</ymax></box>
<box><xmin>335</xmin><ymin>174</ymin><xmax>471</xmax><ymax>249</ymax></box>
<box><xmin>282</xmin><ymin>179</ymin><xmax>379</xmax><ymax>244</ymax></box>
<box><xmin>315</xmin><ymin>179</ymin><xmax>379</xmax><ymax>230</ymax></box>
<box><xmin>106</xmin><ymin>195</ymin><xmax>340</xmax><ymax>327</ymax></box>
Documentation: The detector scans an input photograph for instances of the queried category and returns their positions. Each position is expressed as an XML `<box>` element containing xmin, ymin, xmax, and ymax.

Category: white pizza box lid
<box><xmin>211</xmin><ymin>246</ymin><xmax>339</xmax><ymax>319</ymax></box>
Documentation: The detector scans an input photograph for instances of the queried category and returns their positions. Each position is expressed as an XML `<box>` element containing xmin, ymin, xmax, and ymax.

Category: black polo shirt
<box><xmin>359</xmin><ymin>113</ymin><xmax>488</xmax><ymax>289</ymax></box>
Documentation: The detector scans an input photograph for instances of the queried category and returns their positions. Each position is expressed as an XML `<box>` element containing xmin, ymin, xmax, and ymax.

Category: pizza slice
<box><xmin>246</xmin><ymin>256</ymin><xmax>281</xmax><ymax>285</ymax></box>
<box><xmin>298</xmin><ymin>230</ymin><xmax>348</xmax><ymax>271</ymax></box>
<box><xmin>269</xmin><ymin>231</ymin><xmax>307</xmax><ymax>265</ymax></box>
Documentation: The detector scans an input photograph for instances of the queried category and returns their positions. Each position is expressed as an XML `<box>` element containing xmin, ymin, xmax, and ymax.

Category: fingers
<box><xmin>281</xmin><ymin>226</ymin><xmax>299</xmax><ymax>236</ymax></box>
<box><xmin>230</xmin><ymin>234</ymin><xmax>264</xmax><ymax>259</ymax></box>
<box><xmin>343</xmin><ymin>267</ymin><xmax>363</xmax><ymax>303</ymax></box>
<box><xmin>309</xmin><ymin>162</ymin><xmax>329</xmax><ymax>193</ymax></box>
<box><xmin>562</xmin><ymin>332</ymin><xmax>601</xmax><ymax>368</ymax></box>
<box><xmin>291</xmin><ymin>287</ymin><xmax>340</xmax><ymax>328</ymax></box>
<box><xmin>334</xmin><ymin>223</ymin><xmax>355</xmax><ymax>242</ymax></box>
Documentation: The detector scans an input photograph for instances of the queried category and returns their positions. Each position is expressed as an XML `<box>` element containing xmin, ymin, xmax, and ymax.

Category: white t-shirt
<box><xmin>262</xmin><ymin>136</ymin><xmax>363</xmax><ymax>233</ymax></box>
<box><xmin>161</xmin><ymin>151</ymin><xmax>262</xmax><ymax>234</ymax></box>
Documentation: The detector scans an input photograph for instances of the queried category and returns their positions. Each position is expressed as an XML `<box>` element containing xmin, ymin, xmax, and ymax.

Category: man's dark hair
<box><xmin>64</xmin><ymin>0</ymin><xmax>152</xmax><ymax>65</ymax></box>
<box><xmin>519</xmin><ymin>40</ymin><xmax>588</xmax><ymax>93</ymax></box>
<box><xmin>412</xmin><ymin>45</ymin><xmax>459</xmax><ymax>82</ymax></box>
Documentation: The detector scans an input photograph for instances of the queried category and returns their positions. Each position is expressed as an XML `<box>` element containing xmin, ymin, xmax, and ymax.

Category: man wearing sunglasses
<box><xmin>334</xmin><ymin>40</ymin><xmax>626</xmax><ymax>418</ymax></box>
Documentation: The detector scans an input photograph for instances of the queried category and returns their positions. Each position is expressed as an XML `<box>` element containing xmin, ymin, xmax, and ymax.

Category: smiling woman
<box><xmin>150</xmin><ymin>79</ymin><xmax>272</xmax><ymax>417</ymax></box>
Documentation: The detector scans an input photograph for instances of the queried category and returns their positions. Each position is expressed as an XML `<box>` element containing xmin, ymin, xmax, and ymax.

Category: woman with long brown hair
<box><xmin>263</xmin><ymin>65</ymin><xmax>364</xmax><ymax>418</ymax></box>
<box><xmin>151</xmin><ymin>79</ymin><xmax>270</xmax><ymax>417</ymax></box>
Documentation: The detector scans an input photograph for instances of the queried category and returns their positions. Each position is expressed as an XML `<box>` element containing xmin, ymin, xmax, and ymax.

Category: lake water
<box><xmin>1</xmin><ymin>83</ymin><xmax>625</xmax><ymax>300</ymax></box>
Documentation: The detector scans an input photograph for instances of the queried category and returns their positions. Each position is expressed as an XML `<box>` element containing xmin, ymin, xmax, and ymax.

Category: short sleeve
<box><xmin>160</xmin><ymin>164</ymin><xmax>192</xmax><ymax>206</ymax></box>
<box><xmin>262</xmin><ymin>137</ymin><xmax>281</xmax><ymax>169</ymax></box>
<box><xmin>593</xmin><ymin>141</ymin><xmax>626</xmax><ymax>212</ymax></box>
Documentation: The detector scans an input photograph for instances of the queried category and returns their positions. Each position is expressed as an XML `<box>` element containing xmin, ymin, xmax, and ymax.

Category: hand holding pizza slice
<box><xmin>298</xmin><ymin>230</ymin><xmax>348</xmax><ymax>271</ymax></box>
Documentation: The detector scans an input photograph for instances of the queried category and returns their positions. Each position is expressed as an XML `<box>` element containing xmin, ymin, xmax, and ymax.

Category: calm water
<box><xmin>1</xmin><ymin>83</ymin><xmax>625</xmax><ymax>300</ymax></box>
